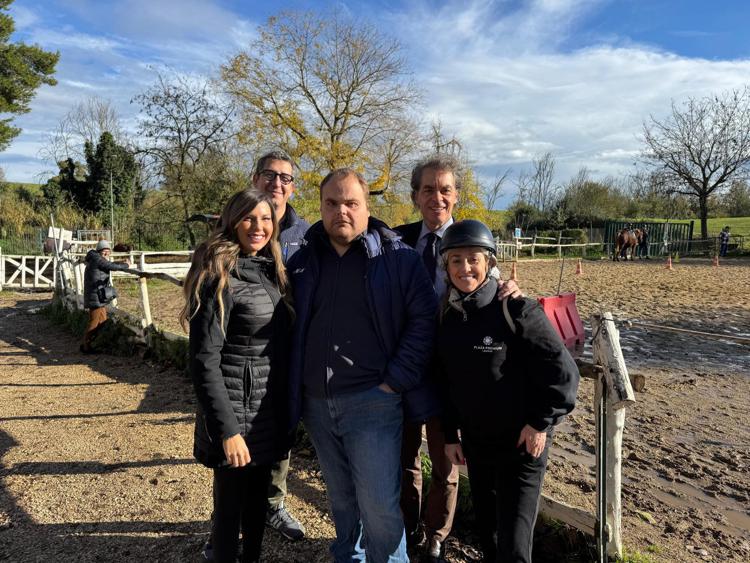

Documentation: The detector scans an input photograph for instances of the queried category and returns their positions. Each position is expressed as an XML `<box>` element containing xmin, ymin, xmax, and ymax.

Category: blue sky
<box><xmin>3</xmin><ymin>0</ymin><xmax>750</xmax><ymax>208</ymax></box>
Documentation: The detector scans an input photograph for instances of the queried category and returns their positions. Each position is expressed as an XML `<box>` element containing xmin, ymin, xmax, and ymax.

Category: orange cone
<box><xmin>712</xmin><ymin>254</ymin><xmax>719</xmax><ymax>267</ymax></box>
<box><xmin>575</xmin><ymin>258</ymin><xmax>583</xmax><ymax>275</ymax></box>
<box><xmin>665</xmin><ymin>255</ymin><xmax>673</xmax><ymax>270</ymax></box>
<box><xmin>510</xmin><ymin>262</ymin><xmax>519</xmax><ymax>281</ymax></box>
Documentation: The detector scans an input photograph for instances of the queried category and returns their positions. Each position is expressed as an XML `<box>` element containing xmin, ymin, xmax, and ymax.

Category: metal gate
<box><xmin>604</xmin><ymin>221</ymin><xmax>694</xmax><ymax>257</ymax></box>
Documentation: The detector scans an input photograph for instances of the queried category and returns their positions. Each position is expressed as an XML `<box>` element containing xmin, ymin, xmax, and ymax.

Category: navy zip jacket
<box><xmin>279</xmin><ymin>204</ymin><xmax>310</xmax><ymax>263</ymax></box>
<box><xmin>287</xmin><ymin>217</ymin><xmax>440</xmax><ymax>428</ymax></box>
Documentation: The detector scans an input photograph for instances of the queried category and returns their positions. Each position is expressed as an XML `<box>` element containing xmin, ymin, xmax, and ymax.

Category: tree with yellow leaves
<box><xmin>220</xmin><ymin>10</ymin><xmax>422</xmax><ymax>210</ymax></box>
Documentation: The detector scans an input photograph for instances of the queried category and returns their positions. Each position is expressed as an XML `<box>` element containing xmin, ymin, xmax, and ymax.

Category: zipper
<box><xmin>244</xmin><ymin>358</ymin><xmax>253</xmax><ymax>407</ymax></box>
<box><xmin>364</xmin><ymin>262</ymin><xmax>388</xmax><ymax>358</ymax></box>
<box><xmin>202</xmin><ymin>414</ymin><xmax>213</xmax><ymax>443</ymax></box>
<box><xmin>323</xmin><ymin>258</ymin><xmax>340</xmax><ymax>396</ymax></box>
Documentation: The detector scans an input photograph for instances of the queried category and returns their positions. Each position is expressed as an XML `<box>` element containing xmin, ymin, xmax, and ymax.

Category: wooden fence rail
<box><xmin>0</xmin><ymin>249</ymin><xmax>57</xmax><ymax>290</ymax></box>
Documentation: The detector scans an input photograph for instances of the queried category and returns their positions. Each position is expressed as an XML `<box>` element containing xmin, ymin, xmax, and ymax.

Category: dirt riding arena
<box><xmin>1</xmin><ymin>257</ymin><xmax>748</xmax><ymax>562</ymax></box>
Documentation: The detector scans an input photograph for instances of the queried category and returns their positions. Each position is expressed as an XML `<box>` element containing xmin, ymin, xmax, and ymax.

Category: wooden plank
<box><xmin>420</xmin><ymin>439</ymin><xmax>596</xmax><ymax>537</ymax></box>
<box><xmin>138</xmin><ymin>254</ymin><xmax>153</xmax><ymax>328</ymax></box>
<box><xmin>592</xmin><ymin>312</ymin><xmax>635</xmax><ymax>560</ymax></box>
<box><xmin>539</xmin><ymin>494</ymin><xmax>596</xmax><ymax>536</ymax></box>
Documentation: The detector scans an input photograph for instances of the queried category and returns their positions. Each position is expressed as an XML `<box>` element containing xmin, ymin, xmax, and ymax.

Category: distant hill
<box><xmin>2</xmin><ymin>182</ymin><xmax>43</xmax><ymax>196</ymax></box>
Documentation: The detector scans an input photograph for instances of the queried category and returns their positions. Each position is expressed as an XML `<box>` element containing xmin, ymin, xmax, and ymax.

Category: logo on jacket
<box><xmin>474</xmin><ymin>335</ymin><xmax>503</xmax><ymax>353</ymax></box>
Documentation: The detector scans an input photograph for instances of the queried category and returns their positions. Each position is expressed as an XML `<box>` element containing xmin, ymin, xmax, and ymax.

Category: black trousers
<box><xmin>465</xmin><ymin>438</ymin><xmax>550</xmax><ymax>563</ymax></box>
<box><xmin>212</xmin><ymin>463</ymin><xmax>273</xmax><ymax>563</ymax></box>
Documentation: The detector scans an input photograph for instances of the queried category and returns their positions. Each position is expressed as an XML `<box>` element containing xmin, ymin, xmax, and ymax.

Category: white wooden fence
<box><xmin>0</xmin><ymin>249</ymin><xmax>192</xmax><ymax>291</ymax></box>
<box><xmin>0</xmin><ymin>249</ymin><xmax>56</xmax><ymax>290</ymax></box>
<box><xmin>502</xmin><ymin>234</ymin><xmax>604</xmax><ymax>259</ymax></box>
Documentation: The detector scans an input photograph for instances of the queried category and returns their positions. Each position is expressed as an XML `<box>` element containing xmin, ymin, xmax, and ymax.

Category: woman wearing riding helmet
<box><xmin>434</xmin><ymin>219</ymin><xmax>579</xmax><ymax>563</ymax></box>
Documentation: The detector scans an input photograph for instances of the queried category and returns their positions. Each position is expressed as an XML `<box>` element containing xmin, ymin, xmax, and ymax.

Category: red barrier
<box><xmin>537</xmin><ymin>292</ymin><xmax>585</xmax><ymax>349</ymax></box>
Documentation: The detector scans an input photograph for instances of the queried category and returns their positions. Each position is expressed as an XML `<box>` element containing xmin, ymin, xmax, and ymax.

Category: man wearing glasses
<box><xmin>251</xmin><ymin>151</ymin><xmax>310</xmax><ymax>542</ymax></box>
<box><xmin>253</xmin><ymin>151</ymin><xmax>310</xmax><ymax>263</ymax></box>
<box><xmin>202</xmin><ymin>150</ymin><xmax>308</xmax><ymax>560</ymax></box>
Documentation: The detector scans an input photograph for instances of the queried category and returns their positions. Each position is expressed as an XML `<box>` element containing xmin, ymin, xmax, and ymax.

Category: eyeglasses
<box><xmin>260</xmin><ymin>170</ymin><xmax>294</xmax><ymax>185</ymax></box>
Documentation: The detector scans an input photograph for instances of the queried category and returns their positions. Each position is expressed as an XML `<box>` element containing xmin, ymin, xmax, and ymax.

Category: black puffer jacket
<box><xmin>190</xmin><ymin>255</ymin><xmax>292</xmax><ymax>468</ymax></box>
<box><xmin>436</xmin><ymin>280</ymin><xmax>579</xmax><ymax>457</ymax></box>
<box><xmin>83</xmin><ymin>249</ymin><xmax>130</xmax><ymax>308</ymax></box>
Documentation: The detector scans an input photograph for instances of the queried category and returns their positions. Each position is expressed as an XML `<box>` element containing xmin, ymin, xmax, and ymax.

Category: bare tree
<box><xmin>39</xmin><ymin>97</ymin><xmax>124</xmax><ymax>165</ymax></box>
<box><xmin>133</xmin><ymin>73</ymin><xmax>237</xmax><ymax>247</ymax></box>
<box><xmin>221</xmin><ymin>10</ymin><xmax>422</xmax><ymax>196</ymax></box>
<box><xmin>643</xmin><ymin>87</ymin><xmax>750</xmax><ymax>238</ymax></box>
<box><xmin>483</xmin><ymin>169</ymin><xmax>510</xmax><ymax>210</ymax></box>
<box><xmin>517</xmin><ymin>152</ymin><xmax>557</xmax><ymax>212</ymax></box>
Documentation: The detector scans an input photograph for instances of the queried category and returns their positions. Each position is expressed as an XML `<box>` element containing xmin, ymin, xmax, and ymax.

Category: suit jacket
<box><xmin>393</xmin><ymin>220</ymin><xmax>422</xmax><ymax>249</ymax></box>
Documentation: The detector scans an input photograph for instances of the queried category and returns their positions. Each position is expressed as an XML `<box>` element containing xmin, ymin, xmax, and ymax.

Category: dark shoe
<box><xmin>266</xmin><ymin>504</ymin><xmax>305</xmax><ymax>540</ymax></box>
<box><xmin>201</xmin><ymin>539</ymin><xmax>213</xmax><ymax>561</ymax></box>
<box><xmin>406</xmin><ymin>525</ymin><xmax>426</xmax><ymax>549</ymax></box>
<box><xmin>423</xmin><ymin>537</ymin><xmax>448</xmax><ymax>562</ymax></box>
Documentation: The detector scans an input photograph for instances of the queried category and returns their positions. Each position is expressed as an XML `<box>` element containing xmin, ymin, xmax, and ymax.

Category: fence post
<box><xmin>531</xmin><ymin>234</ymin><xmax>537</xmax><ymax>258</ymax></box>
<box><xmin>591</xmin><ymin>312</ymin><xmax>636</xmax><ymax>560</ymax></box>
<box><xmin>138</xmin><ymin>253</ymin><xmax>153</xmax><ymax>330</ymax></box>
<box><xmin>0</xmin><ymin>247</ymin><xmax>3</xmax><ymax>292</ymax></box>
<box><xmin>558</xmin><ymin>231</ymin><xmax>563</xmax><ymax>258</ymax></box>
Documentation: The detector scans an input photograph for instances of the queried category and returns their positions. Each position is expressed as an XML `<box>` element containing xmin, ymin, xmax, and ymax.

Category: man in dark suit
<box><xmin>394</xmin><ymin>155</ymin><xmax>520</xmax><ymax>562</ymax></box>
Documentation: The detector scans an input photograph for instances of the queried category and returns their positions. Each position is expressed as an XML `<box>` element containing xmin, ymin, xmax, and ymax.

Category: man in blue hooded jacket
<box><xmin>287</xmin><ymin>168</ymin><xmax>438</xmax><ymax>562</ymax></box>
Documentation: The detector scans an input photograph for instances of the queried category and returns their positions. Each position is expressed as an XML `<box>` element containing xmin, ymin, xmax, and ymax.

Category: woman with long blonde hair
<box><xmin>182</xmin><ymin>189</ymin><xmax>292</xmax><ymax>563</ymax></box>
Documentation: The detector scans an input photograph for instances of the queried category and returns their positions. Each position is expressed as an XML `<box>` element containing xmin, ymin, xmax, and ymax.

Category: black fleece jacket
<box><xmin>435</xmin><ymin>280</ymin><xmax>579</xmax><ymax>450</ymax></box>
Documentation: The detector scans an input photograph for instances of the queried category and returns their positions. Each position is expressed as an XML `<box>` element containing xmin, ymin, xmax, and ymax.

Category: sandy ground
<box><xmin>1</xmin><ymin>256</ymin><xmax>749</xmax><ymax>562</ymax></box>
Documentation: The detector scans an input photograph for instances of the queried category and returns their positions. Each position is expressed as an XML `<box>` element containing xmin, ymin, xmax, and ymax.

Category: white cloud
<box><xmin>9</xmin><ymin>4</ymin><xmax>39</xmax><ymax>29</ymax></box>
<box><xmin>389</xmin><ymin>0</ymin><xmax>750</xmax><ymax>206</ymax></box>
<box><xmin>3</xmin><ymin>0</ymin><xmax>750</xmax><ymax>210</ymax></box>
<box><xmin>30</xmin><ymin>29</ymin><xmax>124</xmax><ymax>52</ymax></box>
<box><xmin>62</xmin><ymin>80</ymin><xmax>99</xmax><ymax>90</ymax></box>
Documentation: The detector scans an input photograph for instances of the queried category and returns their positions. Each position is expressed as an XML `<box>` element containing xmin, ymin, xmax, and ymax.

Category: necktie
<box><xmin>422</xmin><ymin>232</ymin><xmax>437</xmax><ymax>284</ymax></box>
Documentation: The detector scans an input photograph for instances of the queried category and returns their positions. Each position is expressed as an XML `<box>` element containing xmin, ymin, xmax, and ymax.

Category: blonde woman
<box><xmin>181</xmin><ymin>189</ymin><xmax>292</xmax><ymax>563</ymax></box>
<box><xmin>435</xmin><ymin>220</ymin><xmax>579</xmax><ymax>563</ymax></box>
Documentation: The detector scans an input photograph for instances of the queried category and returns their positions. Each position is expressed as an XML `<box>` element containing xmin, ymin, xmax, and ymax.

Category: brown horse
<box><xmin>613</xmin><ymin>228</ymin><xmax>640</xmax><ymax>261</ymax></box>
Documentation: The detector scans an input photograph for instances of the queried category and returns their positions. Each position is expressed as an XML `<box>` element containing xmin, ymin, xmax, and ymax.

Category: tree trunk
<box><xmin>699</xmin><ymin>193</ymin><xmax>709</xmax><ymax>239</ymax></box>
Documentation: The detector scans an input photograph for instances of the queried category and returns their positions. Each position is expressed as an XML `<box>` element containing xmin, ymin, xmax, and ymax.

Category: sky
<box><xmin>3</xmin><ymin>0</ymin><xmax>750</xmax><ymax>208</ymax></box>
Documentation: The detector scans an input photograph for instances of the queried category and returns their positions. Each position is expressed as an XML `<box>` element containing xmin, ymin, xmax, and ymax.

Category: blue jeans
<box><xmin>303</xmin><ymin>386</ymin><xmax>408</xmax><ymax>563</ymax></box>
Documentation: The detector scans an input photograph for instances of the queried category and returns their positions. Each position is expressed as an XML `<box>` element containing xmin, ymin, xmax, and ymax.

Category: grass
<box><xmin>618</xmin><ymin>547</ymin><xmax>659</xmax><ymax>563</ymax></box>
<box><xmin>706</xmin><ymin>216</ymin><xmax>750</xmax><ymax>237</ymax></box>
<box><xmin>634</xmin><ymin>216</ymin><xmax>750</xmax><ymax>237</ymax></box>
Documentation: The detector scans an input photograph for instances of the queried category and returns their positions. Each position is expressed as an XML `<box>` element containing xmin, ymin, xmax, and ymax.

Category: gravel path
<box><xmin>2</xmin><ymin>255</ymin><xmax>749</xmax><ymax>562</ymax></box>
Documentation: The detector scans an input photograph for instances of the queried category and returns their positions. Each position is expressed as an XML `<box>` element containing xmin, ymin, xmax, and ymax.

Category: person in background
<box><xmin>252</xmin><ymin>150</ymin><xmax>309</xmax><ymax>540</ymax></box>
<box><xmin>435</xmin><ymin>219</ymin><xmax>579</xmax><ymax>563</ymax></box>
<box><xmin>80</xmin><ymin>239</ymin><xmax>132</xmax><ymax>353</ymax></box>
<box><xmin>638</xmin><ymin>227</ymin><xmax>649</xmax><ymax>259</ymax></box>
<box><xmin>394</xmin><ymin>154</ymin><xmax>521</xmax><ymax>562</ymax></box>
<box><xmin>200</xmin><ymin>151</ymin><xmax>309</xmax><ymax>561</ymax></box>
<box><xmin>287</xmin><ymin>168</ymin><xmax>438</xmax><ymax>562</ymax></box>
<box><xmin>719</xmin><ymin>225</ymin><xmax>731</xmax><ymax>257</ymax></box>
<box><xmin>182</xmin><ymin>189</ymin><xmax>293</xmax><ymax>563</ymax></box>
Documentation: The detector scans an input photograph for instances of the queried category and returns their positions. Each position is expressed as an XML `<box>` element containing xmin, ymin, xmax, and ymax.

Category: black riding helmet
<box><xmin>440</xmin><ymin>219</ymin><xmax>496</xmax><ymax>255</ymax></box>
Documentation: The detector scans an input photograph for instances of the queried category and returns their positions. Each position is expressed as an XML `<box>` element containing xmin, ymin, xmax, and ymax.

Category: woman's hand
<box><xmin>497</xmin><ymin>278</ymin><xmax>523</xmax><ymax>299</ymax></box>
<box><xmin>516</xmin><ymin>424</ymin><xmax>547</xmax><ymax>458</ymax></box>
<box><xmin>445</xmin><ymin>443</ymin><xmax>466</xmax><ymax>465</ymax></box>
<box><xmin>223</xmin><ymin>434</ymin><xmax>251</xmax><ymax>468</ymax></box>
